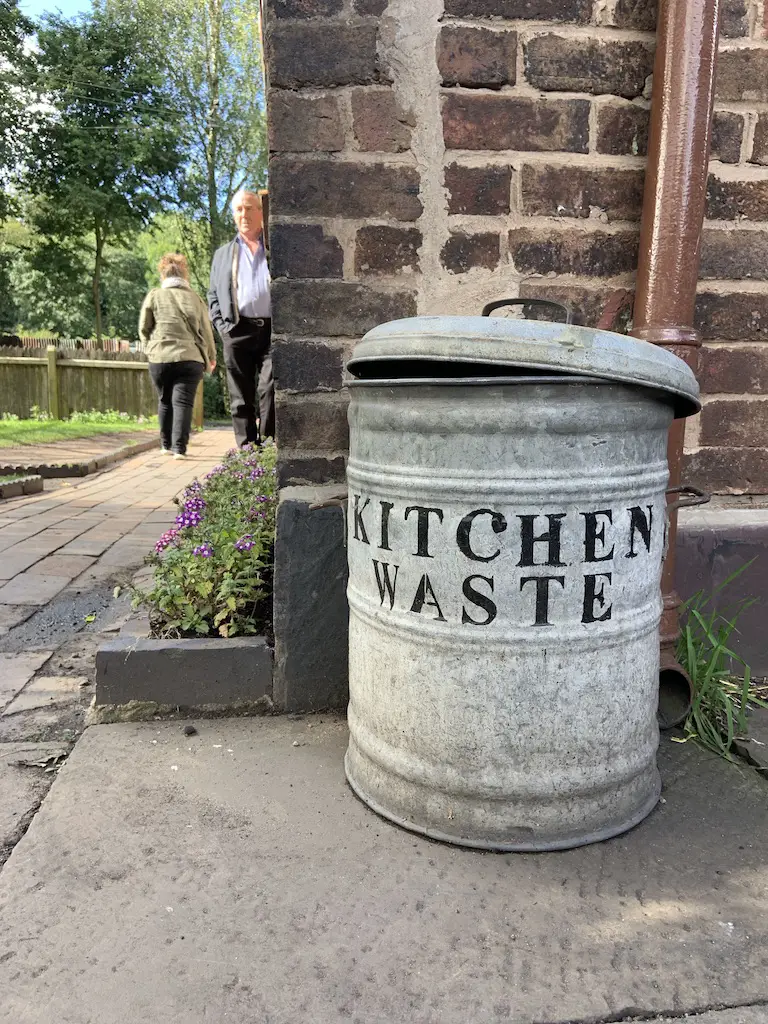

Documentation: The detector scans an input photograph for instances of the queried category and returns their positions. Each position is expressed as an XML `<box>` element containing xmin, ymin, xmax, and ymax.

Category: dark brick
<box><xmin>445</xmin><ymin>163</ymin><xmax>511</xmax><ymax>215</ymax></box>
<box><xmin>273</xmin><ymin>337</ymin><xmax>345</xmax><ymax>392</ymax></box>
<box><xmin>614</xmin><ymin>0</ymin><xmax>656</xmax><ymax>31</ymax></box>
<box><xmin>270</xmin><ymin>158</ymin><xmax>422</xmax><ymax>221</ymax></box>
<box><xmin>596</xmin><ymin>103</ymin><xmax>649</xmax><ymax>156</ymax></box>
<box><xmin>442</xmin><ymin>95</ymin><xmax>589</xmax><ymax>153</ymax></box>
<box><xmin>508</xmin><ymin>228</ymin><xmax>639</xmax><ymax>277</ymax></box>
<box><xmin>268</xmin><ymin>94</ymin><xmax>344</xmax><ymax>153</ymax></box>
<box><xmin>720</xmin><ymin>0</ymin><xmax>750</xmax><ymax>37</ymax></box>
<box><xmin>270</xmin><ymin>225</ymin><xmax>344</xmax><ymax>280</ymax></box>
<box><xmin>444</xmin><ymin>0</ymin><xmax>592</xmax><ymax>20</ymax></box>
<box><xmin>711</xmin><ymin>111</ymin><xmax>744</xmax><ymax>165</ymax></box>
<box><xmin>518</xmin><ymin>282</ymin><xmax>620</xmax><ymax>327</ymax></box>
<box><xmin>266</xmin><ymin>23</ymin><xmax>386</xmax><ymax>89</ymax></box>
<box><xmin>706</xmin><ymin>175</ymin><xmax>768</xmax><ymax>221</ymax></box>
<box><xmin>699</xmin><ymin>344</ymin><xmax>768</xmax><ymax>394</ymax></box>
<box><xmin>440</xmin><ymin>233</ymin><xmax>500</xmax><ymax>274</ymax></box>
<box><xmin>751</xmin><ymin>114</ymin><xmax>768</xmax><ymax>166</ymax></box>
<box><xmin>683</xmin><ymin>447</ymin><xmax>768</xmax><ymax>494</ymax></box>
<box><xmin>695</xmin><ymin>292</ymin><xmax>768</xmax><ymax>341</ymax></box>
<box><xmin>267</xmin><ymin>0</ymin><xmax>342</xmax><ymax>15</ymax></box>
<box><xmin>700</xmin><ymin>229</ymin><xmax>768</xmax><ymax>280</ymax></box>
<box><xmin>276</xmin><ymin>395</ymin><xmax>349</xmax><ymax>451</ymax></box>
<box><xmin>355</xmin><ymin>226</ymin><xmax>421</xmax><ymax>275</ymax></box>
<box><xmin>277</xmin><ymin>455</ymin><xmax>347</xmax><ymax>486</ymax></box>
<box><xmin>520</xmin><ymin>165</ymin><xmax>645</xmax><ymax>221</ymax></box>
<box><xmin>273</xmin><ymin>280</ymin><xmax>416</xmax><ymax>337</ymax></box>
<box><xmin>351</xmin><ymin>89</ymin><xmax>414</xmax><ymax>153</ymax></box>
<box><xmin>716</xmin><ymin>49</ymin><xmax>768</xmax><ymax>103</ymax></box>
<box><xmin>700</xmin><ymin>399</ymin><xmax>768</xmax><ymax>447</ymax></box>
<box><xmin>354</xmin><ymin>0</ymin><xmax>387</xmax><ymax>11</ymax></box>
<box><xmin>525</xmin><ymin>35</ymin><xmax>654</xmax><ymax>99</ymax></box>
<box><xmin>437</xmin><ymin>26</ymin><xmax>517</xmax><ymax>89</ymax></box>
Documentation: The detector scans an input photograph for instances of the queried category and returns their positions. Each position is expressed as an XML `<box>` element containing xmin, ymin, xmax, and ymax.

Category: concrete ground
<box><xmin>2</xmin><ymin>716</ymin><xmax>768</xmax><ymax>1024</ymax></box>
<box><xmin>0</xmin><ymin>427</ymin><xmax>233</xmax><ymax>864</ymax></box>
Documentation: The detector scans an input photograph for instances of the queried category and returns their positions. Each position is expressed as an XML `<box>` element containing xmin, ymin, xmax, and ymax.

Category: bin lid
<box><xmin>346</xmin><ymin>315</ymin><xmax>701</xmax><ymax>418</ymax></box>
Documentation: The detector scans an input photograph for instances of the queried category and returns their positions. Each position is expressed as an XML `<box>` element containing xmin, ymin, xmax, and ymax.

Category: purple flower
<box><xmin>192</xmin><ymin>543</ymin><xmax>213</xmax><ymax>558</ymax></box>
<box><xmin>155</xmin><ymin>527</ymin><xmax>180</xmax><ymax>553</ymax></box>
<box><xmin>175</xmin><ymin>509</ymin><xmax>204</xmax><ymax>529</ymax></box>
<box><xmin>235</xmin><ymin>534</ymin><xmax>255</xmax><ymax>552</ymax></box>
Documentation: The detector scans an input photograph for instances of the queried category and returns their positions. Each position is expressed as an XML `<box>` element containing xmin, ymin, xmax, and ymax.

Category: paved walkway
<box><xmin>0</xmin><ymin>430</ymin><xmax>155</xmax><ymax>470</ymax></box>
<box><xmin>0</xmin><ymin>427</ymin><xmax>233</xmax><ymax>862</ymax></box>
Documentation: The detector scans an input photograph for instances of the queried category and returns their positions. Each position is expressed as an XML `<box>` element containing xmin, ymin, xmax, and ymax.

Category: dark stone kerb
<box><xmin>273</xmin><ymin>487</ymin><xmax>349</xmax><ymax>713</ymax></box>
<box><xmin>95</xmin><ymin>636</ymin><xmax>272</xmax><ymax>709</ymax></box>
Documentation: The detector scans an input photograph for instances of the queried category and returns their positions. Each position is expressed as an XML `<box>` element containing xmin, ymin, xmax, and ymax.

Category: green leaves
<box><xmin>677</xmin><ymin>559</ymin><xmax>768</xmax><ymax>760</ymax></box>
<box><xmin>133</xmin><ymin>441</ymin><xmax>277</xmax><ymax>642</ymax></box>
<box><xmin>18</xmin><ymin>6</ymin><xmax>185</xmax><ymax>340</ymax></box>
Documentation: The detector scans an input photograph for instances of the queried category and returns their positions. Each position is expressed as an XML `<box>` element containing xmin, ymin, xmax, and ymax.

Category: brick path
<box><xmin>0</xmin><ymin>428</ymin><xmax>233</xmax><ymax>622</ymax></box>
<box><xmin>0</xmin><ymin>427</ymin><xmax>234</xmax><ymax>863</ymax></box>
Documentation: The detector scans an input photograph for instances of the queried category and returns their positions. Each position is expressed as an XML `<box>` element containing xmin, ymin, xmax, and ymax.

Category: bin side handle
<box><xmin>666</xmin><ymin>484</ymin><xmax>710</xmax><ymax>514</ymax></box>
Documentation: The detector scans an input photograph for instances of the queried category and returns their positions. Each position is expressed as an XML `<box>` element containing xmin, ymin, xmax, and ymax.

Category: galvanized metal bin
<box><xmin>344</xmin><ymin>310</ymin><xmax>700</xmax><ymax>852</ymax></box>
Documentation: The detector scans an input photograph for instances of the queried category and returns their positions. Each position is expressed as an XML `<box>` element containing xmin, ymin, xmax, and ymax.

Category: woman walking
<box><xmin>139</xmin><ymin>253</ymin><xmax>217</xmax><ymax>459</ymax></box>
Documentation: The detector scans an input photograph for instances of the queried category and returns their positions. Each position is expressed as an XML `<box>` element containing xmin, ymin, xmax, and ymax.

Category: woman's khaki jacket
<box><xmin>138</xmin><ymin>282</ymin><xmax>217</xmax><ymax>367</ymax></box>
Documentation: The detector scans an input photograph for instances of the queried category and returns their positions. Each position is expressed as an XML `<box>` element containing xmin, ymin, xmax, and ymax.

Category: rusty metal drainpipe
<box><xmin>630</xmin><ymin>0</ymin><xmax>721</xmax><ymax>727</ymax></box>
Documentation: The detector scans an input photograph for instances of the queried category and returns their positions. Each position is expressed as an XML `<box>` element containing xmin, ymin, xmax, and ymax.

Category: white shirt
<box><xmin>236</xmin><ymin>235</ymin><xmax>272</xmax><ymax>318</ymax></box>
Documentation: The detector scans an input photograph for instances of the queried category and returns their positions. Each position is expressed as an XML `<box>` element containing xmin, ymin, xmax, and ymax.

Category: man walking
<box><xmin>208</xmin><ymin>189</ymin><xmax>275</xmax><ymax>447</ymax></box>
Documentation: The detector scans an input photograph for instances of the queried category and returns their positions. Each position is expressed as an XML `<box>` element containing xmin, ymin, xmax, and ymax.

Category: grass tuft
<box><xmin>677</xmin><ymin>560</ymin><xmax>768</xmax><ymax>759</ymax></box>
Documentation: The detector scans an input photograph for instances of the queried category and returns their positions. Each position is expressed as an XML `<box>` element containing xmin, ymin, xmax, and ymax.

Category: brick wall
<box><xmin>265</xmin><ymin>0</ymin><xmax>768</xmax><ymax>495</ymax></box>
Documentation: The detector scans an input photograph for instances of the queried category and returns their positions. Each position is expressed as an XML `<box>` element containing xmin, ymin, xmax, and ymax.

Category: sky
<box><xmin>18</xmin><ymin>0</ymin><xmax>91</xmax><ymax>19</ymax></box>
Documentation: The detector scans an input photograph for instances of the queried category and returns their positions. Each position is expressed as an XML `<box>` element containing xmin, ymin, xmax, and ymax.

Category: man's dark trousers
<box><xmin>222</xmin><ymin>316</ymin><xmax>275</xmax><ymax>447</ymax></box>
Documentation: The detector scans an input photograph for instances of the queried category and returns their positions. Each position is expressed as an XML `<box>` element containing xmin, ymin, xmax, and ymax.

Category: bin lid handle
<box><xmin>481</xmin><ymin>298</ymin><xmax>573</xmax><ymax>324</ymax></box>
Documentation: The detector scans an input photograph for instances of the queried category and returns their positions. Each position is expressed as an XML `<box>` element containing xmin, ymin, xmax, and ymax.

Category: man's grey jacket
<box><xmin>207</xmin><ymin>235</ymin><xmax>271</xmax><ymax>337</ymax></box>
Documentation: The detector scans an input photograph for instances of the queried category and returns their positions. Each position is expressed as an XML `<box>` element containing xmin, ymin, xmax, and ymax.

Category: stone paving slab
<box><xmin>2</xmin><ymin>676</ymin><xmax>88</xmax><ymax>716</ymax></box>
<box><xmin>0</xmin><ymin>573</ymin><xmax>72</xmax><ymax>606</ymax></box>
<box><xmin>0</xmin><ymin>742</ymin><xmax>69</xmax><ymax>861</ymax></box>
<box><xmin>0</xmin><ymin>652</ymin><xmax>52</xmax><ymax>710</ymax></box>
<box><xmin>0</xmin><ymin>550</ymin><xmax>47</xmax><ymax>580</ymax></box>
<box><xmin>25</xmin><ymin>555</ymin><xmax>95</xmax><ymax>579</ymax></box>
<box><xmin>0</xmin><ymin>606</ymin><xmax>36</xmax><ymax>636</ymax></box>
<box><xmin>2</xmin><ymin>720</ymin><xmax>768</xmax><ymax>1024</ymax></box>
<box><xmin>734</xmin><ymin>707</ymin><xmax>768</xmax><ymax>773</ymax></box>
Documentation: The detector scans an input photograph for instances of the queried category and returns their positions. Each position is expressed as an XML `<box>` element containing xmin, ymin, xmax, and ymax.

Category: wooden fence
<box><xmin>0</xmin><ymin>346</ymin><xmax>203</xmax><ymax>425</ymax></box>
<box><xmin>1</xmin><ymin>335</ymin><xmax>131</xmax><ymax>353</ymax></box>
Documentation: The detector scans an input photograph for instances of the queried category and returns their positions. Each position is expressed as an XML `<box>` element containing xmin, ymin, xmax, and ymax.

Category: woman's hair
<box><xmin>157</xmin><ymin>253</ymin><xmax>189</xmax><ymax>281</ymax></box>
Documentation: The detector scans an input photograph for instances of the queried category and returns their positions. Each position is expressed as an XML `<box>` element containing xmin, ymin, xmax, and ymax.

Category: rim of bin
<box><xmin>346</xmin><ymin>316</ymin><xmax>701</xmax><ymax>419</ymax></box>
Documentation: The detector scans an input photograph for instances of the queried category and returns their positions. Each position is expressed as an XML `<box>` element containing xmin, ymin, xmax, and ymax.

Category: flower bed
<box><xmin>133</xmin><ymin>441</ymin><xmax>277</xmax><ymax>639</ymax></box>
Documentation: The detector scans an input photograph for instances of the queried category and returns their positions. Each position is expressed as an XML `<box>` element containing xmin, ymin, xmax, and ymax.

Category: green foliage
<box><xmin>134</xmin><ymin>442</ymin><xmax>276</xmax><ymax>638</ymax></box>
<box><xmin>203</xmin><ymin>337</ymin><xmax>230</xmax><ymax>420</ymax></box>
<box><xmin>6</xmin><ymin>221</ymin><xmax>149</xmax><ymax>339</ymax></box>
<box><xmin>20</xmin><ymin>7</ymin><xmax>185</xmax><ymax>340</ymax></box>
<box><xmin>107</xmin><ymin>0</ymin><xmax>267</xmax><ymax>278</ymax></box>
<box><xmin>0</xmin><ymin>410</ymin><xmax>155</xmax><ymax>447</ymax></box>
<box><xmin>0</xmin><ymin>0</ymin><xmax>34</xmax><ymax>220</ymax></box>
<box><xmin>5</xmin><ymin>0</ymin><xmax>267</xmax><ymax>344</ymax></box>
<box><xmin>677</xmin><ymin>561</ymin><xmax>768</xmax><ymax>760</ymax></box>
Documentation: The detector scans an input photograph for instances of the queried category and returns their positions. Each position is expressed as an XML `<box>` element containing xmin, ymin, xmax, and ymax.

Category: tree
<box><xmin>6</xmin><ymin>218</ymin><xmax>150</xmax><ymax>341</ymax></box>
<box><xmin>20</xmin><ymin>8</ymin><xmax>185</xmax><ymax>343</ymax></box>
<box><xmin>107</xmin><ymin>0</ymin><xmax>267</xmax><ymax>282</ymax></box>
<box><xmin>0</xmin><ymin>0</ymin><xmax>34</xmax><ymax>220</ymax></box>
